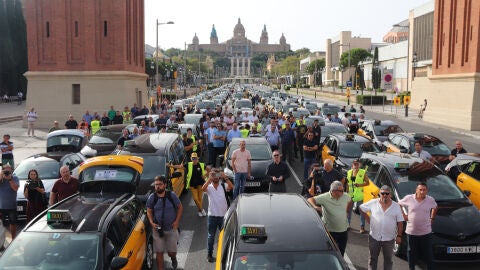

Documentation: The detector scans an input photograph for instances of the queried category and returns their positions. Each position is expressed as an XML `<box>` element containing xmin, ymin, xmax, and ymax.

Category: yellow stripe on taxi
<box><xmin>79</xmin><ymin>155</ymin><xmax>144</xmax><ymax>174</ymax></box>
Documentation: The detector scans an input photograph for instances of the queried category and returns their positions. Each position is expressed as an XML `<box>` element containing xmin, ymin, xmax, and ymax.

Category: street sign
<box><xmin>393</xmin><ymin>96</ymin><xmax>401</xmax><ymax>106</ymax></box>
<box><xmin>384</xmin><ymin>82</ymin><xmax>393</xmax><ymax>89</ymax></box>
<box><xmin>403</xmin><ymin>95</ymin><xmax>411</xmax><ymax>105</ymax></box>
<box><xmin>346</xmin><ymin>81</ymin><xmax>352</xmax><ymax>87</ymax></box>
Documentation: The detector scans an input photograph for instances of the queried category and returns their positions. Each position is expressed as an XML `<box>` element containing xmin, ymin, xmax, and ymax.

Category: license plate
<box><xmin>245</xmin><ymin>182</ymin><xmax>261</xmax><ymax>187</ymax></box>
<box><xmin>447</xmin><ymin>246</ymin><xmax>478</xmax><ymax>254</ymax></box>
<box><xmin>17</xmin><ymin>205</ymin><xmax>23</xmax><ymax>211</ymax></box>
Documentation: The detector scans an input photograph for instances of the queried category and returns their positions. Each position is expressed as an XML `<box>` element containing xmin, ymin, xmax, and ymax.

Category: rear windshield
<box><xmin>233</xmin><ymin>252</ymin><xmax>343</xmax><ymax>270</ymax></box>
<box><xmin>89</xmin><ymin>130</ymin><xmax>122</xmax><ymax>144</ymax></box>
<box><xmin>235</xmin><ymin>100</ymin><xmax>252</xmax><ymax>108</ymax></box>
<box><xmin>80</xmin><ymin>165</ymin><xmax>137</xmax><ymax>182</ymax></box>
<box><xmin>228</xmin><ymin>144</ymin><xmax>271</xmax><ymax>160</ymax></box>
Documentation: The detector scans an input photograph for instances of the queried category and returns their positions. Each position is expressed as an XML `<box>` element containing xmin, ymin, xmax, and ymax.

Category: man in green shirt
<box><xmin>308</xmin><ymin>180</ymin><xmax>352</xmax><ymax>256</ymax></box>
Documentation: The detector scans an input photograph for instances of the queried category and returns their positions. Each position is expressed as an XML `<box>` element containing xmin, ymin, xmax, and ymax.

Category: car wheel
<box><xmin>143</xmin><ymin>236</ymin><xmax>154</xmax><ymax>270</ymax></box>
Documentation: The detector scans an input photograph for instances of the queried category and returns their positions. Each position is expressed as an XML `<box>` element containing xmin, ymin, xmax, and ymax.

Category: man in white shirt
<box><xmin>202</xmin><ymin>169</ymin><xmax>233</xmax><ymax>263</ymax></box>
<box><xmin>411</xmin><ymin>141</ymin><xmax>433</xmax><ymax>162</ymax></box>
<box><xmin>360</xmin><ymin>185</ymin><xmax>404</xmax><ymax>270</ymax></box>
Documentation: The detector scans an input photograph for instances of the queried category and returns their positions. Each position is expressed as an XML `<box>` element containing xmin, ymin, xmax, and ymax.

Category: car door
<box><xmin>457</xmin><ymin>161</ymin><xmax>480</xmax><ymax>209</ymax></box>
<box><xmin>109</xmin><ymin>199</ymin><xmax>146</xmax><ymax>270</ymax></box>
<box><xmin>361</xmin><ymin>159</ymin><xmax>381</xmax><ymax>203</ymax></box>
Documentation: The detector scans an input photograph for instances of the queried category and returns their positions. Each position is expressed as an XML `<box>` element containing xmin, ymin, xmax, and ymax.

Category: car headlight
<box><xmin>224</xmin><ymin>167</ymin><xmax>234</xmax><ymax>179</ymax></box>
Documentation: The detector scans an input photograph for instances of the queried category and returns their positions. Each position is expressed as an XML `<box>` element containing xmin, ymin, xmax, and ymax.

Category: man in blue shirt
<box><xmin>0</xmin><ymin>164</ymin><xmax>20</xmax><ymax>239</ymax></box>
<box><xmin>280</xmin><ymin>122</ymin><xmax>295</xmax><ymax>163</ymax></box>
<box><xmin>227</xmin><ymin>123</ymin><xmax>242</xmax><ymax>143</ymax></box>
<box><xmin>213</xmin><ymin>123</ymin><xmax>226</xmax><ymax>164</ymax></box>
<box><xmin>265</xmin><ymin>124</ymin><xmax>281</xmax><ymax>151</ymax></box>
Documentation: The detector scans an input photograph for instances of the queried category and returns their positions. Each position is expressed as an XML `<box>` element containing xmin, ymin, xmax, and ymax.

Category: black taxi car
<box><xmin>360</xmin><ymin>152</ymin><xmax>480</xmax><ymax>263</ymax></box>
<box><xmin>220</xmin><ymin>137</ymin><xmax>273</xmax><ymax>192</ymax></box>
<box><xmin>216</xmin><ymin>193</ymin><xmax>349</xmax><ymax>270</ymax></box>
<box><xmin>321</xmin><ymin>133</ymin><xmax>381</xmax><ymax>175</ymax></box>
<box><xmin>0</xmin><ymin>155</ymin><xmax>154</xmax><ymax>270</ymax></box>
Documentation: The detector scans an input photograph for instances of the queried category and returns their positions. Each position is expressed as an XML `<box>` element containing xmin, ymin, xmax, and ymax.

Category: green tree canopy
<box><xmin>271</xmin><ymin>55</ymin><xmax>299</xmax><ymax>75</ymax></box>
<box><xmin>339</xmin><ymin>48</ymin><xmax>372</xmax><ymax>68</ymax></box>
<box><xmin>305</xmin><ymin>59</ymin><xmax>326</xmax><ymax>74</ymax></box>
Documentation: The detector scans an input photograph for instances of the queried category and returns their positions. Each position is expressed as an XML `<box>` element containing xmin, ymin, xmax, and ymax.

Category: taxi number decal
<box><xmin>95</xmin><ymin>170</ymin><xmax>117</xmax><ymax>180</ymax></box>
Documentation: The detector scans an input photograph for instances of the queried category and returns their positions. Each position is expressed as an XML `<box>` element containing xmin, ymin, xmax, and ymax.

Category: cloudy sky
<box><xmin>144</xmin><ymin>0</ymin><xmax>432</xmax><ymax>52</ymax></box>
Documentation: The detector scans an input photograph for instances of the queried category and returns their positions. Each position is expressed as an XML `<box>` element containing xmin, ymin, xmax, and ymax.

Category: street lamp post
<box><xmin>155</xmin><ymin>19</ymin><xmax>174</xmax><ymax>104</ymax></box>
<box><xmin>407</xmin><ymin>52</ymin><xmax>418</xmax><ymax>117</ymax></box>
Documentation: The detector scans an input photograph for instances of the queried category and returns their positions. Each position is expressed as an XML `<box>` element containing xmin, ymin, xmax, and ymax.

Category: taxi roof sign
<box><xmin>240</xmin><ymin>224</ymin><xmax>267</xmax><ymax>242</ymax></box>
<box><xmin>394</xmin><ymin>162</ymin><xmax>410</xmax><ymax>169</ymax></box>
<box><xmin>47</xmin><ymin>210</ymin><xmax>73</xmax><ymax>224</ymax></box>
<box><xmin>345</xmin><ymin>134</ymin><xmax>355</xmax><ymax>141</ymax></box>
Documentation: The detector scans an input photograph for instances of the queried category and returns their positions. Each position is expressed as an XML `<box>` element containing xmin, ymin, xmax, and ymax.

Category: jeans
<box><xmin>330</xmin><ymin>231</ymin><xmax>348</xmax><ymax>257</ymax></box>
<box><xmin>303</xmin><ymin>157</ymin><xmax>315</xmax><ymax>181</ymax></box>
<box><xmin>347</xmin><ymin>201</ymin><xmax>366</xmax><ymax>228</ymax></box>
<box><xmin>368</xmin><ymin>235</ymin><xmax>394</xmax><ymax>270</ymax></box>
<box><xmin>233</xmin><ymin>172</ymin><xmax>247</xmax><ymax>200</ymax></box>
<box><xmin>407</xmin><ymin>233</ymin><xmax>433</xmax><ymax>270</ymax></box>
<box><xmin>207</xmin><ymin>143</ymin><xmax>215</xmax><ymax>165</ymax></box>
<box><xmin>207</xmin><ymin>216</ymin><xmax>224</xmax><ymax>256</ymax></box>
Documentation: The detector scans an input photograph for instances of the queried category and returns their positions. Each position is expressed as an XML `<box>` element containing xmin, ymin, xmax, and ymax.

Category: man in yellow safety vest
<box><xmin>347</xmin><ymin>159</ymin><xmax>370</xmax><ymax>233</ymax></box>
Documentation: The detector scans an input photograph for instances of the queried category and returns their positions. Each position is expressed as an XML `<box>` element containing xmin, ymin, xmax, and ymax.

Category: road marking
<box><xmin>155</xmin><ymin>230</ymin><xmax>194</xmax><ymax>269</ymax></box>
<box><xmin>286</xmin><ymin>161</ymin><xmax>303</xmax><ymax>186</ymax></box>
<box><xmin>344</xmin><ymin>253</ymin><xmax>357</xmax><ymax>270</ymax></box>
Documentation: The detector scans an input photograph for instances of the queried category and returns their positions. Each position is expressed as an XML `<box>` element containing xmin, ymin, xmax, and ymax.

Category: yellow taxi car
<box><xmin>359</xmin><ymin>152</ymin><xmax>480</xmax><ymax>262</ymax></box>
<box><xmin>0</xmin><ymin>155</ymin><xmax>154</xmax><ymax>270</ymax></box>
<box><xmin>357</xmin><ymin>119</ymin><xmax>403</xmax><ymax>147</ymax></box>
<box><xmin>445</xmin><ymin>153</ymin><xmax>480</xmax><ymax>209</ymax></box>
<box><xmin>215</xmin><ymin>193</ymin><xmax>349</xmax><ymax>270</ymax></box>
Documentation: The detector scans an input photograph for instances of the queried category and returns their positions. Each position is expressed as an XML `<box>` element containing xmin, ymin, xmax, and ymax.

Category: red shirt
<box><xmin>51</xmin><ymin>177</ymin><xmax>79</xmax><ymax>202</ymax></box>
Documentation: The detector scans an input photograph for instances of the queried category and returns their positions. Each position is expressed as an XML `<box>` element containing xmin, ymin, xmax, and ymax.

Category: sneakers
<box><xmin>171</xmin><ymin>257</ymin><xmax>178</xmax><ymax>269</ymax></box>
<box><xmin>207</xmin><ymin>255</ymin><xmax>216</xmax><ymax>263</ymax></box>
<box><xmin>360</xmin><ymin>226</ymin><xmax>366</xmax><ymax>234</ymax></box>
<box><xmin>201</xmin><ymin>209</ymin><xmax>207</xmax><ymax>216</ymax></box>
<box><xmin>198</xmin><ymin>211</ymin><xmax>203</xmax><ymax>217</ymax></box>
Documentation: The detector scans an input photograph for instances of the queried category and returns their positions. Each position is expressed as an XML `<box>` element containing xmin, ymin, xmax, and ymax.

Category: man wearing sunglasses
<box><xmin>307</xmin><ymin>181</ymin><xmax>352</xmax><ymax>257</ymax></box>
<box><xmin>266</xmin><ymin>151</ymin><xmax>289</xmax><ymax>193</ymax></box>
<box><xmin>360</xmin><ymin>185</ymin><xmax>404</xmax><ymax>270</ymax></box>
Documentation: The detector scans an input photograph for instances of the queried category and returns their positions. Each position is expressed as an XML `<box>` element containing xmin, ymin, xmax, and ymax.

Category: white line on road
<box><xmin>286</xmin><ymin>161</ymin><xmax>303</xmax><ymax>186</ymax></box>
<box><xmin>156</xmin><ymin>230</ymin><xmax>194</xmax><ymax>269</ymax></box>
<box><xmin>344</xmin><ymin>253</ymin><xmax>357</xmax><ymax>270</ymax></box>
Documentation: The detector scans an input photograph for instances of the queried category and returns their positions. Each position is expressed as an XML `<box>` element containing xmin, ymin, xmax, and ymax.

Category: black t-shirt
<box><xmin>320</xmin><ymin>168</ymin><xmax>343</xmax><ymax>193</ymax></box>
<box><xmin>297</xmin><ymin>124</ymin><xmax>308</xmax><ymax>140</ymax></box>
<box><xmin>24</xmin><ymin>180</ymin><xmax>45</xmax><ymax>203</ymax></box>
<box><xmin>100</xmin><ymin>117</ymin><xmax>110</xmax><ymax>126</ymax></box>
<box><xmin>113</xmin><ymin>115</ymin><xmax>123</xmax><ymax>124</ymax></box>
<box><xmin>312</xmin><ymin>125</ymin><xmax>322</xmax><ymax>143</ymax></box>
<box><xmin>64</xmin><ymin>119</ymin><xmax>78</xmax><ymax>129</ymax></box>
<box><xmin>117</xmin><ymin>136</ymin><xmax>128</xmax><ymax>147</ymax></box>
<box><xmin>303</xmin><ymin>139</ymin><xmax>318</xmax><ymax>159</ymax></box>
<box><xmin>450</xmin><ymin>148</ymin><xmax>467</xmax><ymax>157</ymax></box>
<box><xmin>183</xmin><ymin>138</ymin><xmax>194</xmax><ymax>158</ymax></box>
<box><xmin>189</xmin><ymin>163</ymin><xmax>205</xmax><ymax>187</ymax></box>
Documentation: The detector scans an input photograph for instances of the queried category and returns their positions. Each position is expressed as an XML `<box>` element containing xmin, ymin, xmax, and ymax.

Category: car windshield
<box><xmin>322</xmin><ymin>106</ymin><xmax>340</xmax><ymax>115</ymax></box>
<box><xmin>339</xmin><ymin>142</ymin><xmax>380</xmax><ymax>158</ymax></box>
<box><xmin>80</xmin><ymin>165</ymin><xmax>138</xmax><ymax>182</ymax></box>
<box><xmin>421</xmin><ymin>141</ymin><xmax>451</xmax><ymax>156</ymax></box>
<box><xmin>141</xmin><ymin>155</ymin><xmax>167</xmax><ymax>181</ymax></box>
<box><xmin>233</xmin><ymin>252</ymin><xmax>344</xmax><ymax>270</ymax></box>
<box><xmin>235</xmin><ymin>100</ymin><xmax>252</xmax><ymax>108</ymax></box>
<box><xmin>373</xmin><ymin>125</ymin><xmax>403</xmax><ymax>136</ymax></box>
<box><xmin>89</xmin><ymin>130</ymin><xmax>121</xmax><ymax>144</ymax></box>
<box><xmin>228</xmin><ymin>144</ymin><xmax>271</xmax><ymax>160</ymax></box>
<box><xmin>0</xmin><ymin>232</ymin><xmax>99</xmax><ymax>269</ymax></box>
<box><xmin>394</xmin><ymin>162</ymin><xmax>465</xmax><ymax>201</ymax></box>
<box><xmin>305</xmin><ymin>104</ymin><xmax>317</xmax><ymax>110</ymax></box>
<box><xmin>47</xmin><ymin>135</ymin><xmax>83</xmax><ymax>150</ymax></box>
<box><xmin>322</xmin><ymin>126</ymin><xmax>347</xmax><ymax>137</ymax></box>
<box><xmin>184</xmin><ymin>115</ymin><xmax>202</xmax><ymax>125</ymax></box>
<box><xmin>14</xmin><ymin>159</ymin><xmax>60</xmax><ymax>179</ymax></box>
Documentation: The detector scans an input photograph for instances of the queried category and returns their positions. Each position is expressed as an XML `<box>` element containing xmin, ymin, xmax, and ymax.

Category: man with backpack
<box><xmin>202</xmin><ymin>168</ymin><xmax>233</xmax><ymax>263</ymax></box>
<box><xmin>146</xmin><ymin>175</ymin><xmax>183</xmax><ymax>270</ymax></box>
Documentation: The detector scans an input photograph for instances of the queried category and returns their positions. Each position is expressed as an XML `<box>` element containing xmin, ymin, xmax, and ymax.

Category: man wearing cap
<box><xmin>360</xmin><ymin>185</ymin><xmax>404</xmax><ymax>270</ymax></box>
<box><xmin>186</xmin><ymin>152</ymin><xmax>207</xmax><ymax>217</ymax></box>
<box><xmin>346</xmin><ymin>159</ymin><xmax>370</xmax><ymax>233</ymax></box>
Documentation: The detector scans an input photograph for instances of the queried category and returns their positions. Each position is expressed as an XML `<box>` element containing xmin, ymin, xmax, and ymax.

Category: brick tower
<box><xmin>23</xmin><ymin>0</ymin><xmax>147</xmax><ymax>128</ymax></box>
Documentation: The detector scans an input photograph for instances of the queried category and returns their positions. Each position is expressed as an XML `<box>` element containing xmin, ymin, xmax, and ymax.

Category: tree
<box><xmin>339</xmin><ymin>48</ymin><xmax>372</xmax><ymax>68</ymax></box>
<box><xmin>294</xmin><ymin>48</ymin><xmax>310</xmax><ymax>58</ymax></box>
<box><xmin>306</xmin><ymin>59</ymin><xmax>325</xmax><ymax>87</ymax></box>
<box><xmin>372</xmin><ymin>47</ymin><xmax>381</xmax><ymax>93</ymax></box>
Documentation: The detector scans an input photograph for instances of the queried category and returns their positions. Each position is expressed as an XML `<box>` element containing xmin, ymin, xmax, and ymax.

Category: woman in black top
<box><xmin>24</xmin><ymin>169</ymin><xmax>46</xmax><ymax>222</ymax></box>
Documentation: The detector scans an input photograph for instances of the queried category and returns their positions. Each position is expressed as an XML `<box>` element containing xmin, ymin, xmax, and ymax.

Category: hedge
<box><xmin>356</xmin><ymin>95</ymin><xmax>387</xmax><ymax>105</ymax></box>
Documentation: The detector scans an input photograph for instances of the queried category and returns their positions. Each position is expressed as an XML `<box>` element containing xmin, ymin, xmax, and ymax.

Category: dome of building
<box><xmin>279</xmin><ymin>33</ymin><xmax>286</xmax><ymax>45</ymax></box>
<box><xmin>233</xmin><ymin>18</ymin><xmax>245</xmax><ymax>37</ymax></box>
<box><xmin>192</xmin><ymin>33</ymin><xmax>199</xmax><ymax>45</ymax></box>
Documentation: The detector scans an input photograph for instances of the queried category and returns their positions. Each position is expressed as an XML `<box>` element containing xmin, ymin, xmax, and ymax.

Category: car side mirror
<box><xmin>110</xmin><ymin>257</ymin><xmax>128</xmax><ymax>270</ymax></box>
<box><xmin>171</xmin><ymin>171</ymin><xmax>182</xmax><ymax>178</ymax></box>
<box><xmin>464</xmin><ymin>190</ymin><xmax>472</xmax><ymax>197</ymax></box>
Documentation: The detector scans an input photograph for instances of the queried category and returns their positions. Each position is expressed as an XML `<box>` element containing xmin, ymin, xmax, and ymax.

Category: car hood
<box><xmin>227</xmin><ymin>159</ymin><xmax>270</xmax><ymax>177</ymax></box>
<box><xmin>432</xmin><ymin>202</ymin><xmax>480</xmax><ymax>238</ymax></box>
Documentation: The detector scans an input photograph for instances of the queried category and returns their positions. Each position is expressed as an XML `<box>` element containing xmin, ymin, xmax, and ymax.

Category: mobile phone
<box><xmin>215</xmin><ymin>172</ymin><xmax>222</xmax><ymax>177</ymax></box>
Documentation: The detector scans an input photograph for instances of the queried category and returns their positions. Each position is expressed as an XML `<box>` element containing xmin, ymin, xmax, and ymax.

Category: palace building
<box><xmin>188</xmin><ymin>18</ymin><xmax>291</xmax><ymax>77</ymax></box>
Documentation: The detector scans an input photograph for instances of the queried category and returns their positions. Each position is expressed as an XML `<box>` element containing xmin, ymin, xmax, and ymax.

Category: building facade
<box><xmin>23</xmin><ymin>0</ymin><xmax>147</xmax><ymax>128</ymax></box>
<box><xmin>188</xmin><ymin>18</ymin><xmax>290</xmax><ymax>77</ymax></box>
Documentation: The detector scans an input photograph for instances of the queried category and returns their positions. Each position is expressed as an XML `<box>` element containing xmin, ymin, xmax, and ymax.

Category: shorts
<box><xmin>152</xmin><ymin>228</ymin><xmax>179</xmax><ymax>253</ymax></box>
<box><xmin>0</xmin><ymin>209</ymin><xmax>17</xmax><ymax>226</ymax></box>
